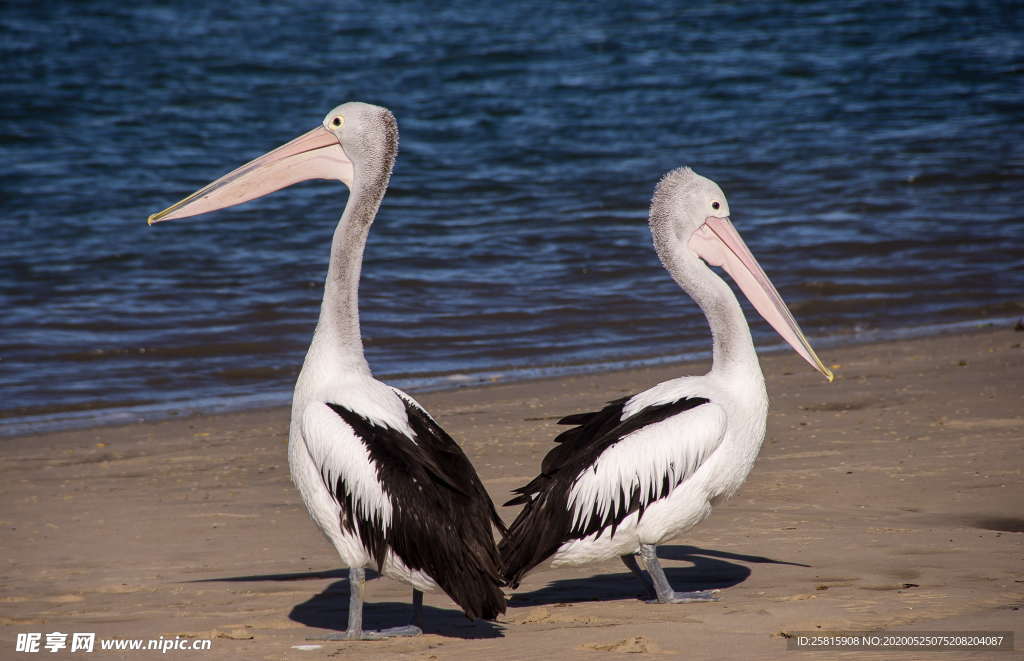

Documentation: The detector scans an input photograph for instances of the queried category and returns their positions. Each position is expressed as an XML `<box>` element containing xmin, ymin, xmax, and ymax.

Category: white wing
<box><xmin>567</xmin><ymin>400</ymin><xmax>727</xmax><ymax>534</ymax></box>
<box><xmin>300</xmin><ymin>401</ymin><xmax>392</xmax><ymax>531</ymax></box>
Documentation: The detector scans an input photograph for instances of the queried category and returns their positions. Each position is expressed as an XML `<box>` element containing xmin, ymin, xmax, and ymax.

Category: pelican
<box><xmin>149</xmin><ymin>102</ymin><xmax>506</xmax><ymax>639</ymax></box>
<box><xmin>499</xmin><ymin>167</ymin><xmax>832</xmax><ymax>603</ymax></box>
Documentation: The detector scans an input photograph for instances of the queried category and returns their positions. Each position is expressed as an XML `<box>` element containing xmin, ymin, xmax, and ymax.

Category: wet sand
<box><xmin>2</xmin><ymin>327</ymin><xmax>1022</xmax><ymax>660</ymax></box>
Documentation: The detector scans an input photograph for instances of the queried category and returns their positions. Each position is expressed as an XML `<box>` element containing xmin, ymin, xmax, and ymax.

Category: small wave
<box><xmin>5</xmin><ymin>316</ymin><xmax>1018</xmax><ymax>439</ymax></box>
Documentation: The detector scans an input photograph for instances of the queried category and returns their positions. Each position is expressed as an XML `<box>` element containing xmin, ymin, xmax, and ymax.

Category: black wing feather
<box><xmin>499</xmin><ymin>394</ymin><xmax>709</xmax><ymax>588</ymax></box>
<box><xmin>324</xmin><ymin>399</ymin><xmax>506</xmax><ymax>620</ymax></box>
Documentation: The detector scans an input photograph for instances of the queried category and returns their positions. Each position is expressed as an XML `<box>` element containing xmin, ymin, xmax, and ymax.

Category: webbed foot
<box><xmin>645</xmin><ymin>589</ymin><xmax>719</xmax><ymax>604</ymax></box>
<box><xmin>307</xmin><ymin>625</ymin><xmax>422</xmax><ymax>641</ymax></box>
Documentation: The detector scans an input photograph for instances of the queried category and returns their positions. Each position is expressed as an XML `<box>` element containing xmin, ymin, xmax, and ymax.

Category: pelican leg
<box><xmin>411</xmin><ymin>589</ymin><xmax>423</xmax><ymax>629</ymax></box>
<box><xmin>637</xmin><ymin>545</ymin><xmax>719</xmax><ymax>604</ymax></box>
<box><xmin>620</xmin><ymin>553</ymin><xmax>656</xmax><ymax>598</ymax></box>
<box><xmin>307</xmin><ymin>568</ymin><xmax>423</xmax><ymax>641</ymax></box>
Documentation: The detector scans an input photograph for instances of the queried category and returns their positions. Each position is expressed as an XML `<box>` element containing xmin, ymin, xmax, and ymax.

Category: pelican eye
<box><xmin>331</xmin><ymin>116</ymin><xmax>343</xmax><ymax>128</ymax></box>
<box><xmin>711</xmin><ymin>201</ymin><xmax>720</xmax><ymax>210</ymax></box>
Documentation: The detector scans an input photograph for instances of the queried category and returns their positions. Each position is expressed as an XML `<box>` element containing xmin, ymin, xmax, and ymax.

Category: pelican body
<box><xmin>150</xmin><ymin>102</ymin><xmax>506</xmax><ymax>639</ymax></box>
<box><xmin>500</xmin><ymin>168</ymin><xmax>832</xmax><ymax>602</ymax></box>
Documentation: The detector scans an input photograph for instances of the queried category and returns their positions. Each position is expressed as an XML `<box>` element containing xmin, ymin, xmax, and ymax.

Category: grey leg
<box><xmin>637</xmin><ymin>544</ymin><xmax>719</xmax><ymax>604</ymax></box>
<box><xmin>620</xmin><ymin>554</ymin><xmax>655</xmax><ymax>597</ymax></box>
<box><xmin>411</xmin><ymin>589</ymin><xmax>423</xmax><ymax>629</ymax></box>
<box><xmin>349</xmin><ymin>566</ymin><xmax>366</xmax><ymax>635</ymax></box>
<box><xmin>307</xmin><ymin>567</ymin><xmax>423</xmax><ymax>641</ymax></box>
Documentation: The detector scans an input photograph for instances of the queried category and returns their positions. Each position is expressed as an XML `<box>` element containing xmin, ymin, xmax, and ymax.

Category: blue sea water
<box><xmin>1</xmin><ymin>1</ymin><xmax>1022</xmax><ymax>435</ymax></box>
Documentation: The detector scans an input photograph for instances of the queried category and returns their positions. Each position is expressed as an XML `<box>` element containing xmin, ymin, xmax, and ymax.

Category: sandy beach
<box><xmin>2</xmin><ymin>326</ymin><xmax>1021</xmax><ymax>659</ymax></box>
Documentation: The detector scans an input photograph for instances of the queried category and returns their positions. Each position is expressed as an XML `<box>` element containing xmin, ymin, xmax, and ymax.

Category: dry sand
<box><xmin>2</xmin><ymin>327</ymin><xmax>1021</xmax><ymax>659</ymax></box>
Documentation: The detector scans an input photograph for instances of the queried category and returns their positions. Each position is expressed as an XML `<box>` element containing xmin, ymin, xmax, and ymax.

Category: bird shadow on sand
<box><xmin>188</xmin><ymin>569</ymin><xmax>502</xmax><ymax>639</ymax></box>
<box><xmin>289</xmin><ymin>577</ymin><xmax>504</xmax><ymax>640</ymax></box>
<box><xmin>508</xmin><ymin>545</ymin><xmax>809</xmax><ymax>607</ymax></box>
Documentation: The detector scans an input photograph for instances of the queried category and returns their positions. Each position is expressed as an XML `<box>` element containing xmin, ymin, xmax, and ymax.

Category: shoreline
<box><xmin>4</xmin><ymin>315</ymin><xmax>1019</xmax><ymax>440</ymax></box>
<box><xmin>2</xmin><ymin>327</ymin><xmax>1022</xmax><ymax>659</ymax></box>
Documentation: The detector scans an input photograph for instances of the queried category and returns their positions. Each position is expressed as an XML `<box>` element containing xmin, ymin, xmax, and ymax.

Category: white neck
<box><xmin>663</xmin><ymin>244</ymin><xmax>764</xmax><ymax>386</ymax></box>
<box><xmin>307</xmin><ymin>169</ymin><xmax>389</xmax><ymax>378</ymax></box>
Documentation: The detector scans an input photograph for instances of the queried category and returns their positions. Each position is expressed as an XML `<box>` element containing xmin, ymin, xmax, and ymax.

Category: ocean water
<box><xmin>2</xmin><ymin>1</ymin><xmax>1022</xmax><ymax>435</ymax></box>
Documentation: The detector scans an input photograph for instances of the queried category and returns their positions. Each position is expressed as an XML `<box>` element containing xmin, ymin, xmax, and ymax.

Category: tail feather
<box><xmin>442</xmin><ymin>551</ymin><xmax>506</xmax><ymax>620</ymax></box>
<box><xmin>499</xmin><ymin>484</ymin><xmax>568</xmax><ymax>589</ymax></box>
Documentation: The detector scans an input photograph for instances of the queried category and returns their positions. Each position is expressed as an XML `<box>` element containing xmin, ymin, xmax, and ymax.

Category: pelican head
<box><xmin>148</xmin><ymin>101</ymin><xmax>396</xmax><ymax>225</ymax></box>
<box><xmin>651</xmin><ymin>167</ymin><xmax>833</xmax><ymax>382</ymax></box>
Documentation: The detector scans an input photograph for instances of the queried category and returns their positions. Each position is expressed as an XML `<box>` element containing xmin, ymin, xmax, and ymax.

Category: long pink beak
<box><xmin>688</xmin><ymin>216</ymin><xmax>833</xmax><ymax>381</ymax></box>
<box><xmin>148</xmin><ymin>126</ymin><xmax>352</xmax><ymax>224</ymax></box>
